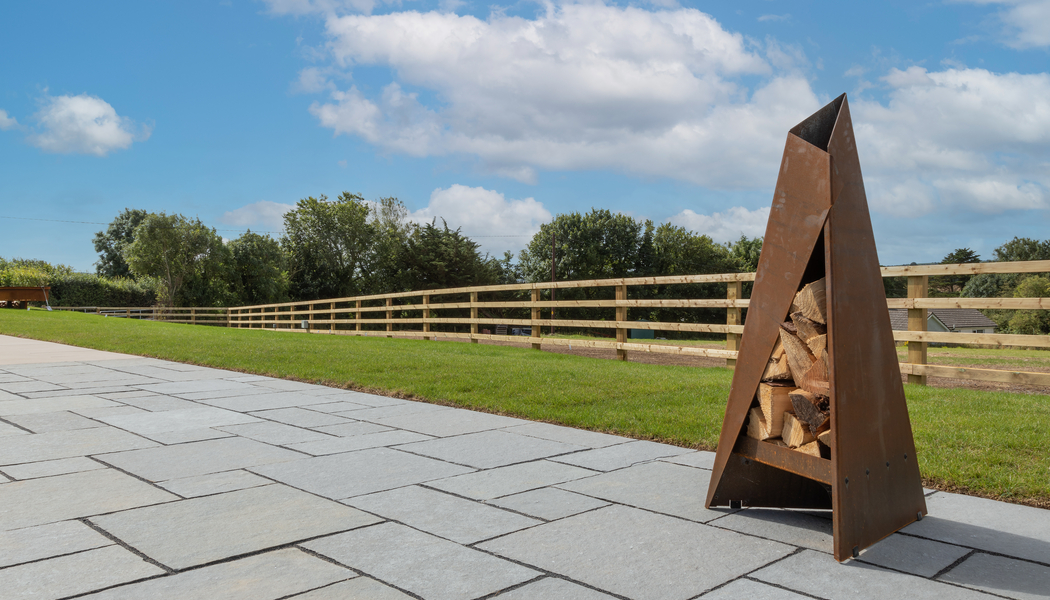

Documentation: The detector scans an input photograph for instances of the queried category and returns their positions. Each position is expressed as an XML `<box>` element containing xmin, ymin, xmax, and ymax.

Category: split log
<box><xmin>762</xmin><ymin>338</ymin><xmax>792</xmax><ymax>381</ymax></box>
<box><xmin>798</xmin><ymin>350</ymin><xmax>830</xmax><ymax>396</ymax></box>
<box><xmin>790</xmin><ymin>312</ymin><xmax>826</xmax><ymax>343</ymax></box>
<box><xmin>779</xmin><ymin>327</ymin><xmax>816</xmax><ymax>383</ymax></box>
<box><xmin>806</xmin><ymin>333</ymin><xmax>827</xmax><ymax>356</ymax></box>
<box><xmin>758</xmin><ymin>383</ymin><xmax>795</xmax><ymax>437</ymax></box>
<box><xmin>797</xmin><ymin>441</ymin><xmax>822</xmax><ymax>457</ymax></box>
<box><xmin>817</xmin><ymin>428</ymin><xmax>833</xmax><ymax>450</ymax></box>
<box><xmin>793</xmin><ymin>278</ymin><xmax>827</xmax><ymax>324</ymax></box>
<box><xmin>782</xmin><ymin>412</ymin><xmax>816</xmax><ymax>448</ymax></box>
<box><xmin>789</xmin><ymin>389</ymin><xmax>830</xmax><ymax>433</ymax></box>
<box><xmin>746</xmin><ymin>407</ymin><xmax>770</xmax><ymax>440</ymax></box>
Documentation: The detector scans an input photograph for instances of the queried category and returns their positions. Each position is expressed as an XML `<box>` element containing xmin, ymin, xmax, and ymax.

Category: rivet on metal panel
<box><xmin>916</xmin><ymin>512</ymin><xmax>923</xmax><ymax>521</ymax></box>
<box><xmin>886</xmin><ymin>462</ymin><xmax>890</xmax><ymax>468</ymax></box>
<box><xmin>852</xmin><ymin>546</ymin><xmax>860</xmax><ymax>558</ymax></box>
<box><xmin>865</xmin><ymin>469</ymin><xmax>870</xmax><ymax>476</ymax></box>
<box><xmin>904</xmin><ymin>454</ymin><xmax>909</xmax><ymax>460</ymax></box>
<box><xmin>844</xmin><ymin>477</ymin><xmax>849</xmax><ymax>487</ymax></box>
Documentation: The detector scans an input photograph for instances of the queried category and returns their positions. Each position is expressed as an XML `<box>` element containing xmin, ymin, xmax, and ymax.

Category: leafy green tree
<box><xmin>282</xmin><ymin>193</ymin><xmax>375</xmax><ymax>300</ymax></box>
<box><xmin>1007</xmin><ymin>276</ymin><xmax>1050</xmax><ymax>334</ymax></box>
<box><xmin>518</xmin><ymin>209</ymin><xmax>644</xmax><ymax>283</ymax></box>
<box><xmin>228</xmin><ymin>231</ymin><xmax>289</xmax><ymax>306</ymax></box>
<box><xmin>725</xmin><ymin>235</ymin><xmax>763</xmax><ymax>272</ymax></box>
<box><xmin>124</xmin><ymin>213</ymin><xmax>228</xmax><ymax>306</ymax></box>
<box><xmin>93</xmin><ymin>209</ymin><xmax>148</xmax><ymax>278</ymax></box>
<box><xmin>399</xmin><ymin>219</ymin><xmax>498</xmax><ymax>291</ymax></box>
<box><xmin>931</xmin><ymin>248</ymin><xmax>981</xmax><ymax>296</ymax></box>
<box><xmin>993</xmin><ymin>237</ymin><xmax>1050</xmax><ymax>263</ymax></box>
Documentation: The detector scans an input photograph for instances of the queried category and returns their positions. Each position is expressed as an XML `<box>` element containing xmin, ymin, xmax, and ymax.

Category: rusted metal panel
<box><xmin>732</xmin><ymin>437</ymin><xmax>832</xmax><ymax>485</ymax></box>
<box><xmin>825</xmin><ymin>98</ymin><xmax>927</xmax><ymax>561</ymax></box>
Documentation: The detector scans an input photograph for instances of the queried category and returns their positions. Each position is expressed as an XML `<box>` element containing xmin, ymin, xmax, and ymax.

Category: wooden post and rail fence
<box><xmin>48</xmin><ymin>260</ymin><xmax>1050</xmax><ymax>388</ymax></box>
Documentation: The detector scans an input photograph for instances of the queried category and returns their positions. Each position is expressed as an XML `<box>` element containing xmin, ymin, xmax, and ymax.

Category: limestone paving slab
<box><xmin>427</xmin><ymin>459</ymin><xmax>597</xmax><ymax>500</ymax></box>
<box><xmin>157</xmin><ymin>469</ymin><xmax>273</xmax><ymax>498</ymax></box>
<box><xmin>488</xmin><ymin>487</ymin><xmax>610</xmax><ymax>521</ymax></box>
<box><xmin>904</xmin><ymin>491</ymin><xmax>1050</xmax><ymax>561</ymax></box>
<box><xmin>712</xmin><ymin>509</ymin><xmax>833</xmax><ymax>553</ymax></box>
<box><xmin>938</xmin><ymin>552</ymin><xmax>1050</xmax><ymax>600</ymax></box>
<box><xmin>251</xmin><ymin>447</ymin><xmax>474</xmax><ymax>499</ymax></box>
<box><xmin>492</xmin><ymin>578</ymin><xmax>619</xmax><ymax>600</ymax></box>
<box><xmin>72</xmin><ymin>405</ymin><xmax>149</xmax><ymax>418</ymax></box>
<box><xmin>0</xmin><ymin>520</ymin><xmax>113</xmax><ymax>568</ymax></box>
<box><xmin>96</xmin><ymin>405</ymin><xmax>261</xmax><ymax>435</ymax></box>
<box><xmin>558</xmin><ymin>460</ymin><xmax>729</xmax><ymax>523</ymax></box>
<box><xmin>372</xmin><ymin>409</ymin><xmax>529</xmax><ymax>438</ymax></box>
<box><xmin>251</xmin><ymin>407</ymin><xmax>354</xmax><ymax>428</ymax></box>
<box><xmin>0</xmin><ymin>380</ymin><xmax>66</xmax><ymax>394</ymax></box>
<box><xmin>752</xmin><ymin>550</ymin><xmax>998</xmax><ymax>600</ymax></box>
<box><xmin>501</xmin><ymin>422</ymin><xmax>630</xmax><ymax>448</ymax></box>
<box><xmin>287</xmin><ymin>429</ymin><xmax>431</xmax><ymax>456</ymax></box>
<box><xmin>479</xmin><ymin>504</ymin><xmax>794</xmax><ymax>600</ymax></box>
<box><xmin>314</xmin><ymin>390</ymin><xmax>410</xmax><ymax>408</ymax></box>
<box><xmin>549</xmin><ymin>440</ymin><xmax>691</xmax><ymax>472</ymax></box>
<box><xmin>197</xmin><ymin>391</ymin><xmax>337</xmax><ymax>412</ymax></box>
<box><xmin>135</xmin><ymin>379</ymin><xmax>258</xmax><ymax>396</ymax></box>
<box><xmin>0</xmin><ymin>420</ymin><xmax>28</xmax><ymax>437</ymax></box>
<box><xmin>0</xmin><ymin>426</ymin><xmax>157</xmax><ymax>466</ymax></box>
<box><xmin>306</xmin><ymin>400</ymin><xmax>383</xmax><ymax>413</ymax></box>
<box><xmin>98</xmin><ymin>436</ymin><xmax>302</xmax><ymax>482</ymax></box>
<box><xmin>136</xmin><ymin>427</ymin><xmax>233</xmax><ymax>444</ymax></box>
<box><xmin>399</xmin><ymin>429</ymin><xmax>585</xmax><ymax>469</ymax></box>
<box><xmin>111</xmin><ymin>395</ymin><xmax>201</xmax><ymax>412</ymax></box>
<box><xmin>3</xmin><ymin>409</ymin><xmax>103</xmax><ymax>433</ymax></box>
<box><xmin>0</xmin><ymin>394</ymin><xmax>119</xmax><ymax>416</ymax></box>
<box><xmin>175</xmin><ymin>386</ymin><xmax>289</xmax><ymax>401</ymax></box>
<box><xmin>699</xmin><ymin>579</ymin><xmax>812</xmax><ymax>599</ymax></box>
<box><xmin>217</xmin><ymin>421</ymin><xmax>334</xmax><ymax>445</ymax></box>
<box><xmin>250</xmin><ymin>378</ymin><xmax>329</xmax><ymax>392</ymax></box>
<box><xmin>0</xmin><ymin>544</ymin><xmax>165</xmax><ymax>600</ymax></box>
<box><xmin>345</xmin><ymin>485</ymin><xmax>540</xmax><ymax>544</ymax></box>
<box><xmin>290</xmin><ymin>577</ymin><xmax>414</xmax><ymax>600</ymax></box>
<box><xmin>858</xmin><ymin>532</ymin><xmax>972</xmax><ymax>578</ymax></box>
<box><xmin>332</xmin><ymin>401</ymin><xmax>454</xmax><ymax>422</ymax></box>
<box><xmin>304</xmin><ymin>522</ymin><xmax>539</xmax><ymax>600</ymax></box>
<box><xmin>0</xmin><ymin>468</ymin><xmax>177</xmax><ymax>531</ymax></box>
<box><xmin>660</xmin><ymin>450</ymin><xmax>716</xmax><ymax>470</ymax></box>
<box><xmin>311</xmin><ymin>420</ymin><xmax>392</xmax><ymax>437</ymax></box>
<box><xmin>90</xmin><ymin>483</ymin><xmax>381</xmax><ymax>569</ymax></box>
<box><xmin>80</xmin><ymin>548</ymin><xmax>354</xmax><ymax>600</ymax></box>
<box><xmin>3</xmin><ymin>455</ymin><xmax>106</xmax><ymax>479</ymax></box>
<box><xmin>21</xmin><ymin>385</ymin><xmax>140</xmax><ymax>398</ymax></box>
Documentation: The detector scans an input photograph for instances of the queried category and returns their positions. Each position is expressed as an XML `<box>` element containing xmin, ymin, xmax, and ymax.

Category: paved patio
<box><xmin>0</xmin><ymin>334</ymin><xmax>1047</xmax><ymax>600</ymax></box>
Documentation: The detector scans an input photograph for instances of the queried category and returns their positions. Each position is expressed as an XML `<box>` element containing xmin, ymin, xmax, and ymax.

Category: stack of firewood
<box><xmin>746</xmin><ymin>278</ymin><xmax>832</xmax><ymax>458</ymax></box>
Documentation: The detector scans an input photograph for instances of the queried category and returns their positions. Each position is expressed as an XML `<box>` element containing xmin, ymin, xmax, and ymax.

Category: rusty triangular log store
<box><xmin>705</xmin><ymin>94</ymin><xmax>927</xmax><ymax>562</ymax></box>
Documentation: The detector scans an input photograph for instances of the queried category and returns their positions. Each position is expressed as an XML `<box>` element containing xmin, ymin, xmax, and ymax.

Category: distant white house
<box><xmin>888</xmin><ymin>308</ymin><xmax>997</xmax><ymax>334</ymax></box>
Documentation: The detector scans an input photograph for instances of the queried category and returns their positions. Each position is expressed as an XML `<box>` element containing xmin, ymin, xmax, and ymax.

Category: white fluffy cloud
<box><xmin>219</xmin><ymin>200</ymin><xmax>296</xmax><ymax>229</ymax></box>
<box><xmin>409</xmin><ymin>184</ymin><xmax>551</xmax><ymax>255</ymax></box>
<box><xmin>669</xmin><ymin>206</ymin><xmax>770</xmax><ymax>243</ymax></box>
<box><xmin>0</xmin><ymin>109</ymin><xmax>17</xmax><ymax>131</ymax></box>
<box><xmin>29</xmin><ymin>94</ymin><xmax>149</xmax><ymax>156</ymax></box>
<box><xmin>961</xmin><ymin>0</ymin><xmax>1050</xmax><ymax>48</ymax></box>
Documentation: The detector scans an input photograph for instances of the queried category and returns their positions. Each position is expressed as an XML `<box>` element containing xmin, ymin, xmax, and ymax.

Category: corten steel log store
<box><xmin>705</xmin><ymin>94</ymin><xmax>927</xmax><ymax>562</ymax></box>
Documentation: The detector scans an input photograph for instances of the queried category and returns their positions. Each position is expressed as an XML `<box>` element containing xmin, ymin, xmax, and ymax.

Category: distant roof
<box><xmin>887</xmin><ymin>308</ymin><xmax>997</xmax><ymax>331</ymax></box>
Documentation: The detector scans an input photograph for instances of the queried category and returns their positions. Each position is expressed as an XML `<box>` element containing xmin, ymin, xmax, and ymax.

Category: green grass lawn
<box><xmin>2</xmin><ymin>308</ymin><xmax>1048</xmax><ymax>508</ymax></box>
<box><xmin>896</xmin><ymin>345</ymin><xmax>1050</xmax><ymax>370</ymax></box>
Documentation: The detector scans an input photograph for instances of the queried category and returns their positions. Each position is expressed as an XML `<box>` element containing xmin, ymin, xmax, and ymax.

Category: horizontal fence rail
<box><xmin>48</xmin><ymin>260</ymin><xmax>1050</xmax><ymax>388</ymax></box>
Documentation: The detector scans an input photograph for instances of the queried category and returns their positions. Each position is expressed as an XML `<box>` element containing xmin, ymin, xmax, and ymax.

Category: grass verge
<box><xmin>2</xmin><ymin>309</ymin><xmax>1048</xmax><ymax>508</ymax></box>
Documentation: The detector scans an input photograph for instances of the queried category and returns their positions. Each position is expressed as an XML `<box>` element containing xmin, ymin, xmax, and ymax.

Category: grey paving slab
<box><xmin>0</xmin><ymin>426</ymin><xmax>157</xmax><ymax>466</ymax></box>
<box><xmin>136</xmin><ymin>427</ymin><xmax>234</xmax><ymax>444</ymax></box>
<box><xmin>0</xmin><ymin>472</ymin><xmax>10</xmax><ymax>482</ymax></box>
<box><xmin>399</xmin><ymin>430</ymin><xmax>585</xmax><ymax>469</ymax></box>
<box><xmin>250</xmin><ymin>378</ymin><xmax>329</xmax><ymax>392</ymax></box>
<box><xmin>197</xmin><ymin>391</ymin><xmax>339</xmax><ymax>411</ymax></box>
<box><xmin>373</xmin><ymin>409</ymin><xmax>529</xmax><ymax>437</ymax></box>
<box><xmin>253</xmin><ymin>447</ymin><xmax>473</xmax><ymax>499</ymax></box>
<box><xmin>712</xmin><ymin>509</ymin><xmax>833</xmax><ymax>552</ymax></box>
<box><xmin>501</xmin><ymin>422</ymin><xmax>630</xmax><ymax>448</ymax></box>
<box><xmin>91</xmin><ymin>483</ymin><xmax>381</xmax><ymax>569</ymax></box>
<box><xmin>859</xmin><ymin>532</ymin><xmax>972</xmax><ymax>578</ymax></box>
<box><xmin>157</xmin><ymin>469</ymin><xmax>273</xmax><ymax>498</ymax></box>
<box><xmin>904</xmin><ymin>491</ymin><xmax>1050</xmax><ymax>560</ymax></box>
<box><xmin>0</xmin><ymin>380</ymin><xmax>66</xmax><ymax>393</ymax></box>
<box><xmin>287</xmin><ymin>429</ymin><xmax>432</xmax><ymax>455</ymax></box>
<box><xmin>559</xmin><ymin>460</ymin><xmax>729</xmax><ymax>523</ymax></box>
<box><xmin>217</xmin><ymin>421</ymin><xmax>334</xmax><ymax>445</ymax></box>
<box><xmin>81</xmin><ymin>548</ymin><xmax>354</xmax><ymax>600</ymax></box>
<box><xmin>73</xmin><ymin>405</ymin><xmax>150</xmax><ymax>418</ymax></box>
<box><xmin>311</xmin><ymin>420</ymin><xmax>392</xmax><ymax>437</ymax></box>
<box><xmin>3</xmin><ymin>456</ymin><xmax>106</xmax><ymax>479</ymax></box>
<box><xmin>428</xmin><ymin>459</ymin><xmax>598</xmax><ymax>500</ymax></box>
<box><xmin>0</xmin><ymin>420</ymin><xmax>28</xmax><ymax>437</ymax></box>
<box><xmin>135</xmin><ymin>379</ymin><xmax>259</xmax><ymax>396</ymax></box>
<box><xmin>0</xmin><ymin>520</ymin><xmax>113</xmax><ymax>568</ymax></box>
<box><xmin>0</xmin><ymin>389</ymin><xmax>22</xmax><ymax>401</ymax></box>
<box><xmin>112</xmin><ymin>395</ymin><xmax>201</xmax><ymax>412</ymax></box>
<box><xmin>175</xmin><ymin>386</ymin><xmax>287</xmax><ymax>401</ymax></box>
<box><xmin>304</xmin><ymin>522</ymin><xmax>539</xmax><ymax>600</ymax></box>
<box><xmin>939</xmin><ymin>552</ymin><xmax>1050</xmax><ymax>600</ymax></box>
<box><xmin>699</xmin><ymin>579</ymin><xmax>812</xmax><ymax>599</ymax></box>
<box><xmin>21</xmin><ymin>385</ymin><xmax>141</xmax><ymax>398</ymax></box>
<box><xmin>549</xmin><ymin>440</ymin><xmax>691</xmax><ymax>471</ymax></box>
<box><xmin>99</xmin><ymin>436</ymin><xmax>302</xmax><ymax>482</ymax></box>
<box><xmin>752</xmin><ymin>550</ymin><xmax>998</xmax><ymax>600</ymax></box>
<box><xmin>660</xmin><ymin>450</ymin><xmax>716</xmax><ymax>470</ymax></box>
<box><xmin>96</xmin><ymin>389</ymin><xmax>164</xmax><ymax>400</ymax></box>
<box><xmin>479</xmin><ymin>504</ymin><xmax>794</xmax><ymax>600</ymax></box>
<box><xmin>3</xmin><ymin>409</ymin><xmax>103</xmax><ymax>433</ymax></box>
<box><xmin>0</xmin><ymin>468</ymin><xmax>177</xmax><ymax>531</ymax></box>
<box><xmin>493</xmin><ymin>578</ymin><xmax>618</xmax><ymax>600</ymax></box>
<box><xmin>0</xmin><ymin>544</ymin><xmax>165</xmax><ymax>600</ymax></box>
<box><xmin>290</xmin><ymin>577</ymin><xmax>413</xmax><ymax>600</ymax></box>
<box><xmin>488</xmin><ymin>487</ymin><xmax>611</xmax><ymax>521</ymax></box>
<box><xmin>306</xmin><ymin>400</ymin><xmax>383</xmax><ymax>413</ymax></box>
<box><xmin>251</xmin><ymin>407</ymin><xmax>354</xmax><ymax>428</ymax></box>
<box><xmin>314</xmin><ymin>391</ymin><xmax>410</xmax><ymax>408</ymax></box>
<box><xmin>333</xmin><ymin>401</ymin><xmax>454</xmax><ymax>421</ymax></box>
<box><xmin>96</xmin><ymin>405</ymin><xmax>261</xmax><ymax>435</ymax></box>
<box><xmin>0</xmin><ymin>395</ymin><xmax>118</xmax><ymax>416</ymax></box>
<box><xmin>345</xmin><ymin>485</ymin><xmax>540</xmax><ymax>544</ymax></box>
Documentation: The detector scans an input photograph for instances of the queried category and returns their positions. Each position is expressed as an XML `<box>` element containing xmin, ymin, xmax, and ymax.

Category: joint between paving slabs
<box><xmin>86</xmin><ymin>455</ymin><xmax>185</xmax><ymax>497</ymax></box>
<box><xmin>293</xmin><ymin>545</ymin><xmax>429</xmax><ymax>600</ymax></box>
<box><xmin>80</xmin><ymin>518</ymin><xmax>175</xmax><ymax>574</ymax></box>
<box><xmin>0</xmin><ymin>414</ymin><xmax>35</xmax><ymax>434</ymax></box>
<box><xmin>896</xmin><ymin>530</ymin><xmax>1050</xmax><ymax>569</ymax></box>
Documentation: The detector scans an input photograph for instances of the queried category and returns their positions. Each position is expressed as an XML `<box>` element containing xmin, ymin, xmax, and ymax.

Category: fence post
<box><xmin>531</xmin><ymin>288</ymin><xmax>541</xmax><ymax>350</ymax></box>
<box><xmin>386</xmin><ymin>297</ymin><xmax>393</xmax><ymax>337</ymax></box>
<box><xmin>329</xmin><ymin>302</ymin><xmax>334</xmax><ymax>332</ymax></box>
<box><xmin>470</xmin><ymin>291</ymin><xmax>479</xmax><ymax>343</ymax></box>
<box><xmin>226</xmin><ymin>308</ymin><xmax>232</xmax><ymax>328</ymax></box>
<box><xmin>356</xmin><ymin>300</ymin><xmax>362</xmax><ymax>333</ymax></box>
<box><xmin>726</xmin><ymin>280</ymin><xmax>742</xmax><ymax>368</ymax></box>
<box><xmin>191</xmin><ymin>307</ymin><xmax>197</xmax><ymax>325</ymax></box>
<box><xmin>907</xmin><ymin>275</ymin><xmax>928</xmax><ymax>385</ymax></box>
<box><xmin>616</xmin><ymin>283</ymin><xmax>628</xmax><ymax>361</ymax></box>
<box><xmin>423</xmin><ymin>294</ymin><xmax>431</xmax><ymax>341</ymax></box>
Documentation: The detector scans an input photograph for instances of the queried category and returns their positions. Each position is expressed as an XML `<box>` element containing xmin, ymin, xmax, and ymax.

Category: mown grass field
<box><xmin>1</xmin><ymin>309</ymin><xmax>1048</xmax><ymax>508</ymax></box>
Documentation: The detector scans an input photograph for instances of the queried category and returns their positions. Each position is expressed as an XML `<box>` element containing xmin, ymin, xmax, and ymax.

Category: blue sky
<box><xmin>2</xmin><ymin>0</ymin><xmax>1048</xmax><ymax>272</ymax></box>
